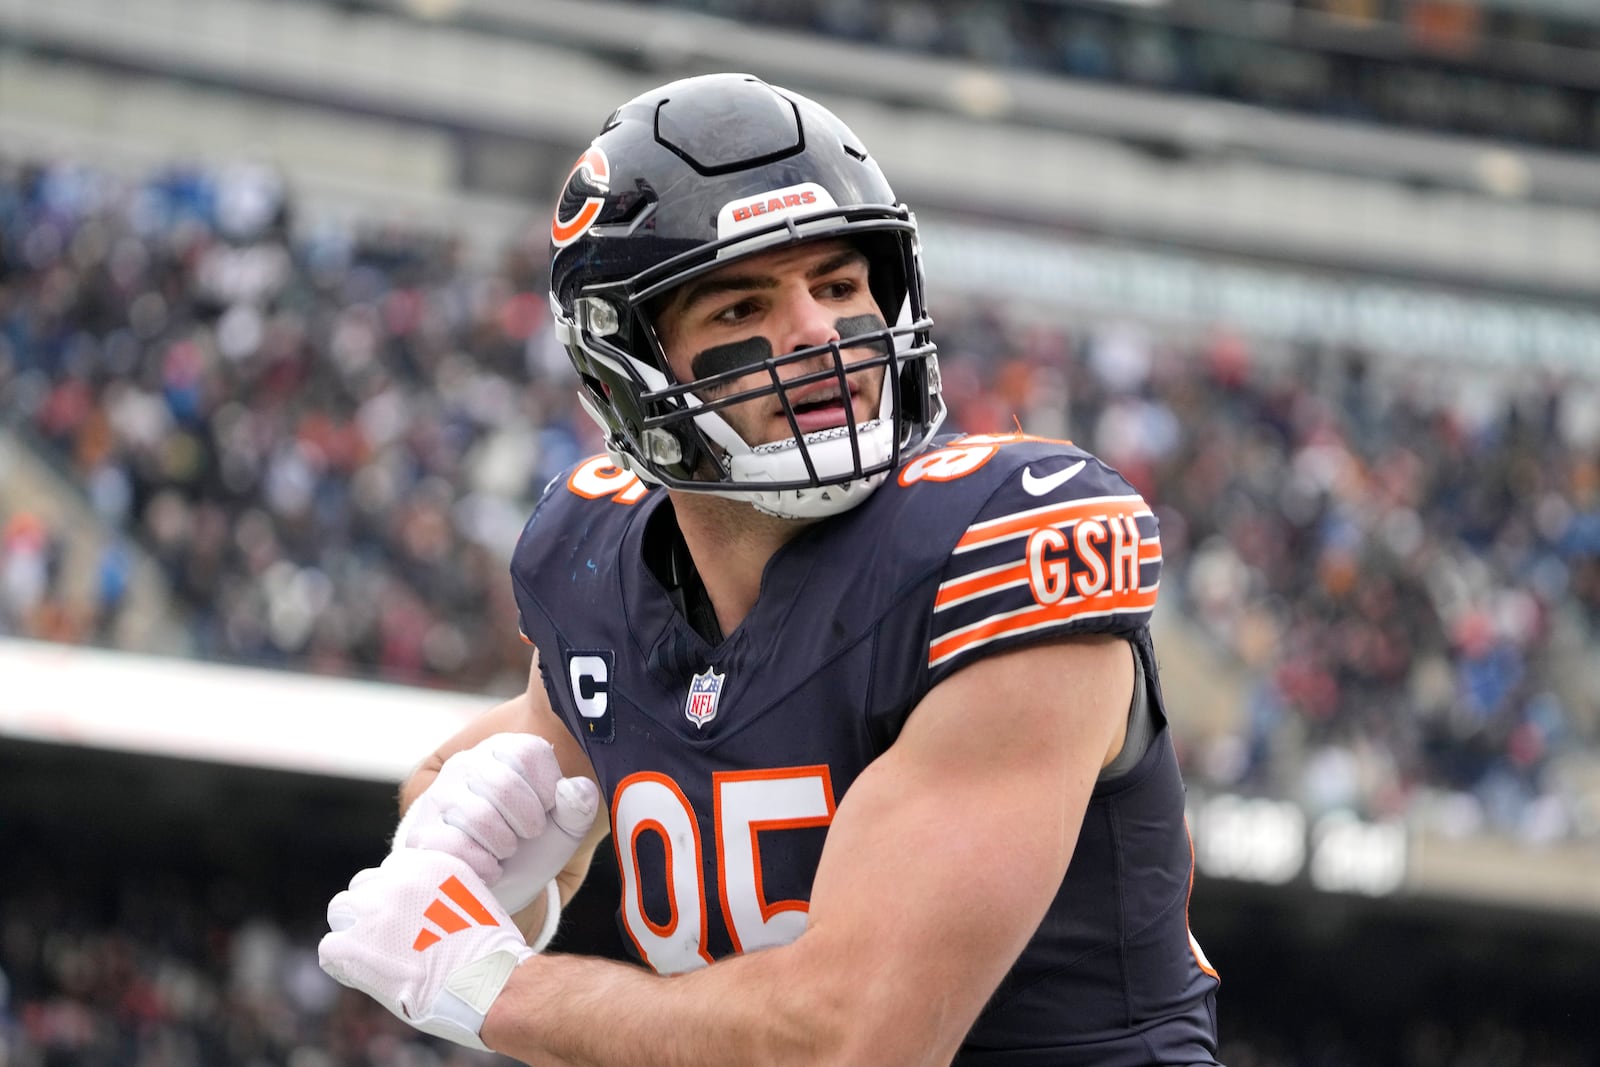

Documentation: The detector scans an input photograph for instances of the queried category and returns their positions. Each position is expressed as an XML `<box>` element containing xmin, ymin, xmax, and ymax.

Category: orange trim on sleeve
<box><xmin>929</xmin><ymin>586</ymin><xmax>1159</xmax><ymax>666</ymax></box>
<box><xmin>935</xmin><ymin>540</ymin><xmax>1162</xmax><ymax>612</ymax></box>
<box><xmin>955</xmin><ymin>495</ymin><xmax>1150</xmax><ymax>553</ymax></box>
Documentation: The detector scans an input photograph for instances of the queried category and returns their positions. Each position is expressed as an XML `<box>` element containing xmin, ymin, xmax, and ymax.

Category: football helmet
<box><xmin>548</xmin><ymin>73</ymin><xmax>946</xmax><ymax>519</ymax></box>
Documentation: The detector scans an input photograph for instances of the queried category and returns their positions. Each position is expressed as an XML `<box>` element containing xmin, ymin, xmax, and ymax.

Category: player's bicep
<box><xmin>797</xmin><ymin>635</ymin><xmax>1132</xmax><ymax>1063</ymax></box>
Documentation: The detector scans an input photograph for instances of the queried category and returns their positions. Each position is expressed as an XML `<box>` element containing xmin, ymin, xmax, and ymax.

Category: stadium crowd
<box><xmin>0</xmin><ymin>156</ymin><xmax>570</xmax><ymax>692</ymax></box>
<box><xmin>628</xmin><ymin>0</ymin><xmax>1600</xmax><ymax>150</ymax></box>
<box><xmin>2</xmin><ymin>154</ymin><xmax>1598</xmax><ymax>1065</ymax></box>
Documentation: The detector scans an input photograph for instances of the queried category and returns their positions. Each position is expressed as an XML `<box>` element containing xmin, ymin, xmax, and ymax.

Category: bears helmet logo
<box><xmin>551</xmin><ymin>146</ymin><xmax>611</xmax><ymax>248</ymax></box>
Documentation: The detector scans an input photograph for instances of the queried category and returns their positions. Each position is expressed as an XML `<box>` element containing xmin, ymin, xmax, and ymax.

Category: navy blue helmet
<box><xmin>547</xmin><ymin>73</ymin><xmax>946</xmax><ymax>518</ymax></box>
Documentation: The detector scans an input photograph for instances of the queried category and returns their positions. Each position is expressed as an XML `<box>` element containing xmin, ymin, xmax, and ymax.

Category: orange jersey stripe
<box><xmin>935</xmin><ymin>541</ymin><xmax>1163</xmax><ymax>612</ymax></box>
<box><xmin>955</xmin><ymin>495</ymin><xmax>1151</xmax><ymax>554</ymax></box>
<box><xmin>929</xmin><ymin>586</ymin><xmax>1159</xmax><ymax>667</ymax></box>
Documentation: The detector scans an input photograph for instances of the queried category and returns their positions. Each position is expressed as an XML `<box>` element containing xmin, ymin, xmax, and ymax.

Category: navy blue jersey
<box><xmin>511</xmin><ymin>433</ymin><xmax>1221</xmax><ymax>1066</ymax></box>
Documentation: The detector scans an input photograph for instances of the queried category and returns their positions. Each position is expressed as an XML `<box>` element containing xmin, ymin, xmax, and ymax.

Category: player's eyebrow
<box><xmin>669</xmin><ymin>247</ymin><xmax>869</xmax><ymax>322</ymax></box>
<box><xmin>670</xmin><ymin>273</ymin><xmax>770</xmax><ymax>321</ymax></box>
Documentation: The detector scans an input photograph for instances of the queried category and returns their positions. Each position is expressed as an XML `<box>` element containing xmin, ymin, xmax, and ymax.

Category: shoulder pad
<box><xmin>519</xmin><ymin>453</ymin><xmax>655</xmax><ymax>539</ymax></box>
<box><xmin>902</xmin><ymin>434</ymin><xmax>1161</xmax><ymax>677</ymax></box>
<box><xmin>513</xmin><ymin>454</ymin><xmax>654</xmax><ymax>596</ymax></box>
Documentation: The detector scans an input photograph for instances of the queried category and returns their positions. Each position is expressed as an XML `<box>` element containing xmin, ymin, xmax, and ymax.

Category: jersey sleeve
<box><xmin>508</xmin><ymin>454</ymin><xmax>652</xmax><ymax>649</ymax></box>
<box><xmin>509</xmin><ymin>477</ymin><xmax>566</xmax><ymax>650</ymax></box>
<box><xmin>508</xmin><ymin>455</ymin><xmax>655</xmax><ymax>750</ymax></box>
<box><xmin>924</xmin><ymin>451</ymin><xmax>1162</xmax><ymax>686</ymax></box>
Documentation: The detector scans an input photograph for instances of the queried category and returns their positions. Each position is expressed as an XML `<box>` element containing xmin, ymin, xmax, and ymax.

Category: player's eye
<box><xmin>711</xmin><ymin>298</ymin><xmax>762</xmax><ymax>326</ymax></box>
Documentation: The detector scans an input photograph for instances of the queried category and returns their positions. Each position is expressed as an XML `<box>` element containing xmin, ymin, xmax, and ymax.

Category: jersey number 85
<box><xmin>611</xmin><ymin>765</ymin><xmax>836</xmax><ymax>974</ymax></box>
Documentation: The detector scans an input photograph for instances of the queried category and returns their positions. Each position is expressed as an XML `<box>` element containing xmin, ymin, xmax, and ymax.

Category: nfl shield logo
<box><xmin>685</xmin><ymin>666</ymin><xmax>725</xmax><ymax>730</ymax></box>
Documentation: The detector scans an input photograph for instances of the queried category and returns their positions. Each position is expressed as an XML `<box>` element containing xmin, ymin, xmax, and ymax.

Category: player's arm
<box><xmin>399</xmin><ymin>650</ymin><xmax>610</xmax><ymax>936</ymax></box>
<box><xmin>480</xmin><ymin>633</ymin><xmax>1132</xmax><ymax>1067</ymax></box>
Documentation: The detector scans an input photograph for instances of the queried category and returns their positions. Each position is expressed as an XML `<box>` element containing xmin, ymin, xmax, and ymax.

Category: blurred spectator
<box><xmin>0</xmin><ymin>156</ymin><xmax>598</xmax><ymax>694</ymax></box>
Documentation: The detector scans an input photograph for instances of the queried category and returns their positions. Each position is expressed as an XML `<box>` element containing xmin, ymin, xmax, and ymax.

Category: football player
<box><xmin>320</xmin><ymin>73</ymin><xmax>1223</xmax><ymax>1066</ymax></box>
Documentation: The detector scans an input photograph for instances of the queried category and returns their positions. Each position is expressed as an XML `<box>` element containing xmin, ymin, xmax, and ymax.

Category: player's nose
<box><xmin>777</xmin><ymin>286</ymin><xmax>840</xmax><ymax>356</ymax></box>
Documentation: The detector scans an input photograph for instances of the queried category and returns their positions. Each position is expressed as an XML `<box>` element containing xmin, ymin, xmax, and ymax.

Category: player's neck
<box><xmin>668</xmin><ymin>491</ymin><xmax>813</xmax><ymax>636</ymax></box>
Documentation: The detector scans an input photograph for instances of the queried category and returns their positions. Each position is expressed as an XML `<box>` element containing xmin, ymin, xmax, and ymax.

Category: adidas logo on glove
<box><xmin>414</xmin><ymin>874</ymin><xmax>503</xmax><ymax>951</ymax></box>
<box><xmin>321</xmin><ymin>850</ymin><xmax>535</xmax><ymax>1051</ymax></box>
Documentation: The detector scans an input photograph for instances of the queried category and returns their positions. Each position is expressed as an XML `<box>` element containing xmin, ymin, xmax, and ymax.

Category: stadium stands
<box><xmin>0</xmin><ymin>156</ymin><xmax>573</xmax><ymax>692</ymax></box>
<box><xmin>634</xmin><ymin>0</ymin><xmax>1600</xmax><ymax>150</ymax></box>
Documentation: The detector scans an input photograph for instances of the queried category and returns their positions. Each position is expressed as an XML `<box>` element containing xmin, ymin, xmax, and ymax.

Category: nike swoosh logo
<box><xmin>1021</xmin><ymin>460</ymin><xmax>1087</xmax><ymax>496</ymax></box>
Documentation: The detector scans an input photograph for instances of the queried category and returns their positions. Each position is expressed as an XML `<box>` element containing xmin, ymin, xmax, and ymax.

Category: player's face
<box><xmin>653</xmin><ymin>239</ymin><xmax>887</xmax><ymax>448</ymax></box>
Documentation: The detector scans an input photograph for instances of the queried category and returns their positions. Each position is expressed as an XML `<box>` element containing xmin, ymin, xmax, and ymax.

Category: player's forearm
<box><xmin>481</xmin><ymin>945</ymin><xmax>862</xmax><ymax>1067</ymax></box>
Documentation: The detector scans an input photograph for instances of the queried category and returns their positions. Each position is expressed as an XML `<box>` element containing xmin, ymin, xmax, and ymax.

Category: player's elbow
<box><xmin>828</xmin><ymin>1016</ymin><xmax>962</xmax><ymax>1066</ymax></box>
<box><xmin>798</xmin><ymin>1010</ymin><xmax>961</xmax><ymax>1067</ymax></box>
<box><xmin>770</xmin><ymin>954</ymin><xmax>964</xmax><ymax>1067</ymax></box>
<box><xmin>759</xmin><ymin>996</ymin><xmax>914</xmax><ymax>1067</ymax></box>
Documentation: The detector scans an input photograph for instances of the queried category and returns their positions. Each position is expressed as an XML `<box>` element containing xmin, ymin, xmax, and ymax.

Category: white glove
<box><xmin>395</xmin><ymin>733</ymin><xmax>601</xmax><ymax>949</ymax></box>
<box><xmin>320</xmin><ymin>849</ymin><xmax>533</xmax><ymax>1050</ymax></box>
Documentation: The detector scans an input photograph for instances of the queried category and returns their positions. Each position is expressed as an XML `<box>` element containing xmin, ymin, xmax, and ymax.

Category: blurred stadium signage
<box><xmin>1189</xmin><ymin>791</ymin><xmax>1409</xmax><ymax>898</ymax></box>
<box><xmin>923</xmin><ymin>223</ymin><xmax>1599</xmax><ymax>375</ymax></box>
<box><xmin>0</xmin><ymin>637</ymin><xmax>486</xmax><ymax>782</ymax></box>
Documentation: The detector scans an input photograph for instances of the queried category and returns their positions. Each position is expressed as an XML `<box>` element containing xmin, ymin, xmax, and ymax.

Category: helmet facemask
<box><xmin>558</xmin><ymin>211</ymin><xmax>945</xmax><ymax>519</ymax></box>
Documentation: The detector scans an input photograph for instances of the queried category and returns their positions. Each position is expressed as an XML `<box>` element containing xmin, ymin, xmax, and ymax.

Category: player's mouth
<box><xmin>781</xmin><ymin>381</ymin><xmax>866</xmax><ymax>434</ymax></box>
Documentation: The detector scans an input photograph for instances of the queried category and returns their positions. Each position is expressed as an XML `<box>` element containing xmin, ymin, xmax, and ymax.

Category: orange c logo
<box><xmin>552</xmin><ymin>146</ymin><xmax>611</xmax><ymax>248</ymax></box>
